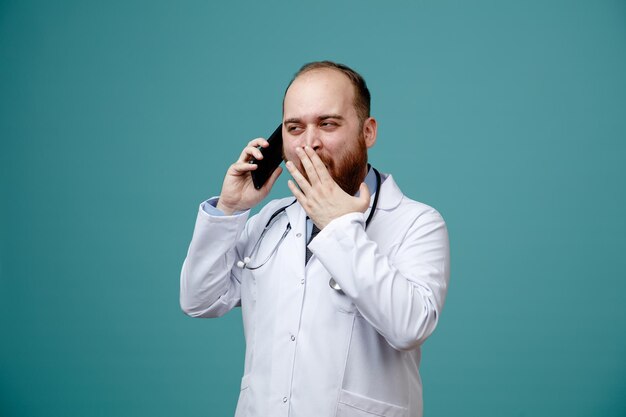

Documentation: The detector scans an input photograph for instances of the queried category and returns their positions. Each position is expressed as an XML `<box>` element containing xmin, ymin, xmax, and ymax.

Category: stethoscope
<box><xmin>236</xmin><ymin>199</ymin><xmax>296</xmax><ymax>270</ymax></box>
<box><xmin>237</xmin><ymin>167</ymin><xmax>382</xmax><ymax>293</ymax></box>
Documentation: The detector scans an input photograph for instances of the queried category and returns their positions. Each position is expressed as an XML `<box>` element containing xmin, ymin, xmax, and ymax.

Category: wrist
<box><xmin>216</xmin><ymin>199</ymin><xmax>238</xmax><ymax>216</ymax></box>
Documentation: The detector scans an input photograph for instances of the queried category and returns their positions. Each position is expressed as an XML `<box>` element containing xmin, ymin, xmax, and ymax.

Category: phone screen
<box><xmin>250</xmin><ymin>124</ymin><xmax>283</xmax><ymax>190</ymax></box>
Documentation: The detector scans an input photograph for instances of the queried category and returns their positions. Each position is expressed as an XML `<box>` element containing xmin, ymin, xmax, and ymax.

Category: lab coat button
<box><xmin>282</xmin><ymin>396</ymin><xmax>288</xmax><ymax>403</ymax></box>
<box><xmin>296</xmin><ymin>233</ymin><xmax>302</xmax><ymax>238</ymax></box>
<box><xmin>300</xmin><ymin>279</ymin><xmax>305</xmax><ymax>285</ymax></box>
<box><xmin>290</xmin><ymin>334</ymin><xmax>296</xmax><ymax>341</ymax></box>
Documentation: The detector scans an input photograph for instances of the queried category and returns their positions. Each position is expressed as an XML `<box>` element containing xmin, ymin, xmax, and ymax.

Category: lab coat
<box><xmin>180</xmin><ymin>173</ymin><xmax>450</xmax><ymax>417</ymax></box>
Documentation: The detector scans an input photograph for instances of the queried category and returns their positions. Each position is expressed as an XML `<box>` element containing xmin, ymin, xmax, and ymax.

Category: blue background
<box><xmin>1</xmin><ymin>1</ymin><xmax>625</xmax><ymax>416</ymax></box>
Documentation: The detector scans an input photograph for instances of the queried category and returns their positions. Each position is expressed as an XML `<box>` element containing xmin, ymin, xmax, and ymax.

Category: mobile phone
<box><xmin>250</xmin><ymin>124</ymin><xmax>284</xmax><ymax>190</ymax></box>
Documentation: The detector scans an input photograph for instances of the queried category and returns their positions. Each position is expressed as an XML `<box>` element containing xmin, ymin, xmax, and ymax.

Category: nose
<box><xmin>303</xmin><ymin>127</ymin><xmax>322</xmax><ymax>151</ymax></box>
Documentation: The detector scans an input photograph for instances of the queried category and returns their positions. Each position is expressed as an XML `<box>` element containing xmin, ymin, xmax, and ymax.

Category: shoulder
<box><xmin>249</xmin><ymin>196</ymin><xmax>297</xmax><ymax>224</ymax></box>
<box><xmin>258</xmin><ymin>196</ymin><xmax>297</xmax><ymax>215</ymax></box>
<box><xmin>241</xmin><ymin>196</ymin><xmax>296</xmax><ymax>238</ymax></box>
<box><xmin>380</xmin><ymin>174</ymin><xmax>446</xmax><ymax>224</ymax></box>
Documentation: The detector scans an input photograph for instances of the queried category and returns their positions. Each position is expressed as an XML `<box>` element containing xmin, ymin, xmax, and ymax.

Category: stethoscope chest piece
<box><xmin>329</xmin><ymin>277</ymin><xmax>344</xmax><ymax>294</ymax></box>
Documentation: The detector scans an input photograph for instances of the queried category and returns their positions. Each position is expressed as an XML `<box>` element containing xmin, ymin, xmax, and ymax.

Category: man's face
<box><xmin>282</xmin><ymin>69</ymin><xmax>376</xmax><ymax>195</ymax></box>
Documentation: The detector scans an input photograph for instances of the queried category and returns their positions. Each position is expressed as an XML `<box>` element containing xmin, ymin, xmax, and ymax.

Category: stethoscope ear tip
<box><xmin>237</xmin><ymin>257</ymin><xmax>252</xmax><ymax>269</ymax></box>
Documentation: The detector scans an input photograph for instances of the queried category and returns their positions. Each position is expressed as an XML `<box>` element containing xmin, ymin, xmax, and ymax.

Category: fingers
<box><xmin>295</xmin><ymin>146</ymin><xmax>321</xmax><ymax>184</ymax></box>
<box><xmin>302</xmin><ymin>146</ymin><xmax>333</xmax><ymax>183</ymax></box>
<box><xmin>239</xmin><ymin>145</ymin><xmax>263</xmax><ymax>163</ymax></box>
<box><xmin>247</xmin><ymin>137</ymin><xmax>269</xmax><ymax>148</ymax></box>
<box><xmin>238</xmin><ymin>138</ymin><xmax>269</xmax><ymax>163</ymax></box>
<box><xmin>287</xmin><ymin>179</ymin><xmax>306</xmax><ymax>205</ymax></box>
<box><xmin>229</xmin><ymin>160</ymin><xmax>258</xmax><ymax>175</ymax></box>
<box><xmin>285</xmin><ymin>160</ymin><xmax>312</xmax><ymax>195</ymax></box>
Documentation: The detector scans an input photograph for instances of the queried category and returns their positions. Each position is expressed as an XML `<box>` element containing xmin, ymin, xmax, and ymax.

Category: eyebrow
<box><xmin>284</xmin><ymin>114</ymin><xmax>345</xmax><ymax>124</ymax></box>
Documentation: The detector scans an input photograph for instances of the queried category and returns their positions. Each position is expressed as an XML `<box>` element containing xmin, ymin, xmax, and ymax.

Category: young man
<box><xmin>180</xmin><ymin>61</ymin><xmax>450</xmax><ymax>417</ymax></box>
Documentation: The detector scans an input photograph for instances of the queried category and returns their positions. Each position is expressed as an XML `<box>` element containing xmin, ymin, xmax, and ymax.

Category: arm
<box><xmin>180</xmin><ymin>136</ymin><xmax>282</xmax><ymax>317</ymax></box>
<box><xmin>286</xmin><ymin>145</ymin><xmax>449</xmax><ymax>350</ymax></box>
<box><xmin>179</xmin><ymin>201</ymin><xmax>250</xmax><ymax>318</ymax></box>
<box><xmin>309</xmin><ymin>209</ymin><xmax>450</xmax><ymax>351</ymax></box>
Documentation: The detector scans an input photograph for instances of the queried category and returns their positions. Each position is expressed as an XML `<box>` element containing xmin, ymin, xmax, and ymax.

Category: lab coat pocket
<box><xmin>234</xmin><ymin>374</ymin><xmax>251</xmax><ymax>417</ymax></box>
<box><xmin>336</xmin><ymin>389</ymin><xmax>407</xmax><ymax>417</ymax></box>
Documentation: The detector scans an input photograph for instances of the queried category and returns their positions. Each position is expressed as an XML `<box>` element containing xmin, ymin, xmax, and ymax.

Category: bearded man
<box><xmin>180</xmin><ymin>61</ymin><xmax>450</xmax><ymax>417</ymax></box>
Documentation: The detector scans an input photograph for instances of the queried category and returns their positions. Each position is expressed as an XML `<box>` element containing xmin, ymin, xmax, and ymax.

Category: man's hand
<box><xmin>217</xmin><ymin>138</ymin><xmax>283</xmax><ymax>215</ymax></box>
<box><xmin>286</xmin><ymin>146</ymin><xmax>370</xmax><ymax>229</ymax></box>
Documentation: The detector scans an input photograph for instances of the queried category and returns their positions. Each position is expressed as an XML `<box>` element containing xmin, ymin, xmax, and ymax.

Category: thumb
<box><xmin>357</xmin><ymin>182</ymin><xmax>371</xmax><ymax>210</ymax></box>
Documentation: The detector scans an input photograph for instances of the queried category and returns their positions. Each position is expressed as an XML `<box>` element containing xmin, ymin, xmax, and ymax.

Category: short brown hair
<box><xmin>284</xmin><ymin>61</ymin><xmax>371</xmax><ymax>123</ymax></box>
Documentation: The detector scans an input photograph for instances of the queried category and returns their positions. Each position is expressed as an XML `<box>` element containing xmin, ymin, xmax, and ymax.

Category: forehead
<box><xmin>283</xmin><ymin>69</ymin><xmax>357</xmax><ymax>119</ymax></box>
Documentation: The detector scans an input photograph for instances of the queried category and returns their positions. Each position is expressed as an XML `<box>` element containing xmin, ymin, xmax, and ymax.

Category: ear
<box><xmin>362</xmin><ymin>117</ymin><xmax>377</xmax><ymax>148</ymax></box>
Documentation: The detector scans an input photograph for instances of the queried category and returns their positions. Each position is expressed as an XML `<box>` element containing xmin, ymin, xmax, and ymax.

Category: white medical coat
<box><xmin>180</xmin><ymin>174</ymin><xmax>450</xmax><ymax>417</ymax></box>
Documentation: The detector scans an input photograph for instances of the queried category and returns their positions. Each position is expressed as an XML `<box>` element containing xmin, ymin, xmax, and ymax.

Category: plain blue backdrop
<box><xmin>1</xmin><ymin>1</ymin><xmax>625</xmax><ymax>416</ymax></box>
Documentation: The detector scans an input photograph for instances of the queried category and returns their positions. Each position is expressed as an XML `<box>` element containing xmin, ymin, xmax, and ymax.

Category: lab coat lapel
<box><xmin>362</xmin><ymin>174</ymin><xmax>403</xmax><ymax>227</ymax></box>
<box><xmin>372</xmin><ymin>174</ymin><xmax>403</xmax><ymax>211</ymax></box>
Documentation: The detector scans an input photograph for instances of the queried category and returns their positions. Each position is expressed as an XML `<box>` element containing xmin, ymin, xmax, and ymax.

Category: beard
<box><xmin>324</xmin><ymin>135</ymin><xmax>369</xmax><ymax>195</ymax></box>
<box><xmin>290</xmin><ymin>133</ymin><xmax>369</xmax><ymax>196</ymax></box>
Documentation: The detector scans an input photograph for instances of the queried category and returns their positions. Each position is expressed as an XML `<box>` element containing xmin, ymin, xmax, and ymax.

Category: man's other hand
<box><xmin>286</xmin><ymin>146</ymin><xmax>370</xmax><ymax>229</ymax></box>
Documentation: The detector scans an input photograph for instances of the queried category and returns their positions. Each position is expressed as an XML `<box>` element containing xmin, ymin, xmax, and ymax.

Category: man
<box><xmin>180</xmin><ymin>61</ymin><xmax>450</xmax><ymax>417</ymax></box>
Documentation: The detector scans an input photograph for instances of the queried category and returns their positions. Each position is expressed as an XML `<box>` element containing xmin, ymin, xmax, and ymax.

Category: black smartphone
<box><xmin>250</xmin><ymin>124</ymin><xmax>284</xmax><ymax>190</ymax></box>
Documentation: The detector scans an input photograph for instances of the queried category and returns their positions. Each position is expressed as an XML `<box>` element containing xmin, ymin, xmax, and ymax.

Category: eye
<box><xmin>320</xmin><ymin>121</ymin><xmax>339</xmax><ymax>128</ymax></box>
<box><xmin>287</xmin><ymin>125</ymin><xmax>303</xmax><ymax>133</ymax></box>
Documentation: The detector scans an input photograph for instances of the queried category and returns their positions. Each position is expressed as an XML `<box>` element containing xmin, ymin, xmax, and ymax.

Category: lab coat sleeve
<box><xmin>179</xmin><ymin>201</ymin><xmax>250</xmax><ymax>318</ymax></box>
<box><xmin>308</xmin><ymin>209</ymin><xmax>450</xmax><ymax>351</ymax></box>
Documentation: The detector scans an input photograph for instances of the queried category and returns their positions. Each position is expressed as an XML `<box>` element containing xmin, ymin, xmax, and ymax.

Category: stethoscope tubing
<box><xmin>238</xmin><ymin>223</ymin><xmax>291</xmax><ymax>270</ymax></box>
<box><xmin>238</xmin><ymin>168</ymin><xmax>382</xmax><ymax>293</ymax></box>
<box><xmin>236</xmin><ymin>200</ymin><xmax>295</xmax><ymax>270</ymax></box>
